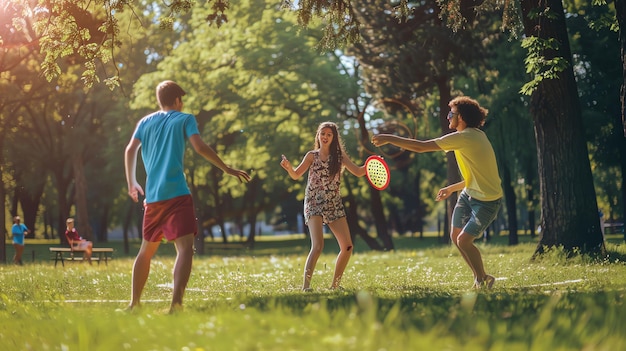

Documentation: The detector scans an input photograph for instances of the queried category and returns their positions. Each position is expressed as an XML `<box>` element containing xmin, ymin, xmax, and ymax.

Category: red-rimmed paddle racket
<box><xmin>365</xmin><ymin>155</ymin><xmax>390</xmax><ymax>191</ymax></box>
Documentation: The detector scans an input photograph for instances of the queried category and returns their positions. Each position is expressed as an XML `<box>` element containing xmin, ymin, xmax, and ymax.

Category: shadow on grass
<box><xmin>199</xmin><ymin>288</ymin><xmax>626</xmax><ymax>336</ymax></box>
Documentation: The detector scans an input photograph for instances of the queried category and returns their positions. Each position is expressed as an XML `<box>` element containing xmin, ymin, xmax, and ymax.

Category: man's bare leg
<box><xmin>128</xmin><ymin>240</ymin><xmax>160</xmax><ymax>309</ymax></box>
<box><xmin>457</xmin><ymin>231</ymin><xmax>493</xmax><ymax>287</ymax></box>
<box><xmin>451</xmin><ymin>227</ymin><xmax>478</xmax><ymax>281</ymax></box>
<box><xmin>170</xmin><ymin>233</ymin><xmax>195</xmax><ymax>313</ymax></box>
<box><xmin>13</xmin><ymin>244</ymin><xmax>24</xmax><ymax>265</ymax></box>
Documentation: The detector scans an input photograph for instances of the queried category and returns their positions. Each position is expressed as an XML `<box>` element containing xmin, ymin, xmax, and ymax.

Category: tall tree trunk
<box><xmin>614</xmin><ymin>0</ymin><xmax>626</xmax><ymax>240</ymax></box>
<box><xmin>414</xmin><ymin>170</ymin><xmax>425</xmax><ymax>237</ymax></box>
<box><xmin>241</xmin><ymin>178</ymin><xmax>261</xmax><ymax>247</ymax></box>
<box><xmin>355</xmin><ymin>110</ymin><xmax>394</xmax><ymax>250</ymax></box>
<box><xmin>187</xmin><ymin>169</ymin><xmax>205</xmax><ymax>254</ymax></box>
<box><xmin>0</xmin><ymin>138</ymin><xmax>5</xmax><ymax>264</ymax></box>
<box><xmin>246</xmin><ymin>211</ymin><xmax>257</xmax><ymax>248</ymax></box>
<box><xmin>437</xmin><ymin>78</ymin><xmax>460</xmax><ymax>244</ymax></box>
<box><xmin>218</xmin><ymin>221</ymin><xmax>227</xmax><ymax>243</ymax></box>
<box><xmin>122</xmin><ymin>201</ymin><xmax>135</xmax><ymax>255</ymax></box>
<box><xmin>244</xmin><ymin>178</ymin><xmax>259</xmax><ymax>247</ymax></box>
<box><xmin>43</xmin><ymin>210</ymin><xmax>50</xmax><ymax>239</ymax></box>
<box><xmin>618</xmin><ymin>0</ymin><xmax>626</xmax><ymax>137</ymax></box>
<box><xmin>520</xmin><ymin>0</ymin><xmax>604</xmax><ymax>254</ymax></box>
<box><xmin>73</xmin><ymin>156</ymin><xmax>92</xmax><ymax>240</ymax></box>
<box><xmin>14</xmin><ymin>175</ymin><xmax>45</xmax><ymax>239</ymax></box>
<box><xmin>195</xmin><ymin>222</ymin><xmax>205</xmax><ymax>255</ymax></box>
<box><xmin>526</xmin><ymin>166</ymin><xmax>537</xmax><ymax>238</ymax></box>
<box><xmin>53</xmin><ymin>166</ymin><xmax>73</xmax><ymax>244</ymax></box>
<box><xmin>501</xmin><ymin>166</ymin><xmax>519</xmax><ymax>245</ymax></box>
<box><xmin>97</xmin><ymin>205</ymin><xmax>109</xmax><ymax>242</ymax></box>
<box><xmin>210</xmin><ymin>170</ymin><xmax>229</xmax><ymax>244</ymax></box>
<box><xmin>370</xmin><ymin>185</ymin><xmax>394</xmax><ymax>250</ymax></box>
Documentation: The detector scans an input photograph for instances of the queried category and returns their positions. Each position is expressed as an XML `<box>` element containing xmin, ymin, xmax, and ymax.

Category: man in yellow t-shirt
<box><xmin>372</xmin><ymin>96</ymin><xmax>503</xmax><ymax>289</ymax></box>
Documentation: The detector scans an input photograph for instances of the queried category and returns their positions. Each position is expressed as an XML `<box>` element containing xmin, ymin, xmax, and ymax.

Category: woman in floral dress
<box><xmin>280</xmin><ymin>122</ymin><xmax>366</xmax><ymax>291</ymax></box>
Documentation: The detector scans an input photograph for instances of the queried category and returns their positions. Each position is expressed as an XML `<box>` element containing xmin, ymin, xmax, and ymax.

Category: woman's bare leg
<box><xmin>303</xmin><ymin>216</ymin><xmax>324</xmax><ymax>290</ymax></box>
<box><xmin>327</xmin><ymin>217</ymin><xmax>353</xmax><ymax>289</ymax></box>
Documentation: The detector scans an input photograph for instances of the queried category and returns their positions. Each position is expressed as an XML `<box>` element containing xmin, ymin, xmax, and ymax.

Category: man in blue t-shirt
<box><xmin>11</xmin><ymin>216</ymin><xmax>29</xmax><ymax>265</ymax></box>
<box><xmin>124</xmin><ymin>80</ymin><xmax>250</xmax><ymax>313</ymax></box>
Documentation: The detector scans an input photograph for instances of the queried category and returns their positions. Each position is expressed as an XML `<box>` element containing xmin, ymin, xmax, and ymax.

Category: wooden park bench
<box><xmin>603</xmin><ymin>222</ymin><xmax>624</xmax><ymax>235</ymax></box>
<box><xmin>49</xmin><ymin>247</ymin><xmax>114</xmax><ymax>267</ymax></box>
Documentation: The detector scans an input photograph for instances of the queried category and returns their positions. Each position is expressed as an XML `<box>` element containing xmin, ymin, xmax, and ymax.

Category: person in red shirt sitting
<box><xmin>65</xmin><ymin>218</ymin><xmax>93</xmax><ymax>263</ymax></box>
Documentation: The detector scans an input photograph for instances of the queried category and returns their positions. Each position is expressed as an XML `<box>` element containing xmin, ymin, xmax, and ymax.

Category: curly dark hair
<box><xmin>314</xmin><ymin>122</ymin><xmax>345</xmax><ymax>178</ymax></box>
<box><xmin>449</xmin><ymin>96</ymin><xmax>488</xmax><ymax>128</ymax></box>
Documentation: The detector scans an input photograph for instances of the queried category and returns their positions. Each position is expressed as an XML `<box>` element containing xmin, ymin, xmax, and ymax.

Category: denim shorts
<box><xmin>452</xmin><ymin>190</ymin><xmax>502</xmax><ymax>237</ymax></box>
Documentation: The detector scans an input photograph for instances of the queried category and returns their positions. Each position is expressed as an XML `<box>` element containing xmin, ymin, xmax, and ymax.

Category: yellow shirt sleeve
<box><xmin>434</xmin><ymin>129</ymin><xmax>503</xmax><ymax>201</ymax></box>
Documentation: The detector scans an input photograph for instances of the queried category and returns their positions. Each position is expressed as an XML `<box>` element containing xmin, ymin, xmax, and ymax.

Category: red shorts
<box><xmin>143</xmin><ymin>195</ymin><xmax>198</xmax><ymax>242</ymax></box>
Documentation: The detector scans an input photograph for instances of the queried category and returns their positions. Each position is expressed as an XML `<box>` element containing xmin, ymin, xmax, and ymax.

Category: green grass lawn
<box><xmin>1</xmin><ymin>234</ymin><xmax>625</xmax><ymax>350</ymax></box>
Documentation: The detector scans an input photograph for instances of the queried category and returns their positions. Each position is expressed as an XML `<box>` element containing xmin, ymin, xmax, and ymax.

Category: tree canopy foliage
<box><xmin>0</xmin><ymin>0</ymin><xmax>623</xmax><ymax>262</ymax></box>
